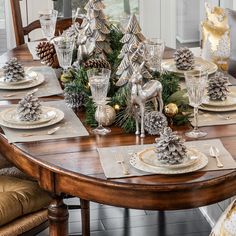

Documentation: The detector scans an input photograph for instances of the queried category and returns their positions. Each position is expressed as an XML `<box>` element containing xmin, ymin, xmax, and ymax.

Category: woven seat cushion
<box><xmin>0</xmin><ymin>176</ymin><xmax>51</xmax><ymax>226</ymax></box>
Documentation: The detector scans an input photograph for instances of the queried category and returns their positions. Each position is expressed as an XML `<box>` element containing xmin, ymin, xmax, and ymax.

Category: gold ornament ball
<box><xmin>164</xmin><ymin>103</ymin><xmax>178</xmax><ymax>118</ymax></box>
<box><xmin>95</xmin><ymin>105</ymin><xmax>116</xmax><ymax>126</ymax></box>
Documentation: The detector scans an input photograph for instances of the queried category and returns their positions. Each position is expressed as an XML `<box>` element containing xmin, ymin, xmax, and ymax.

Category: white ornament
<box><xmin>202</xmin><ymin>36</ymin><xmax>213</xmax><ymax>61</ymax></box>
<box><xmin>214</xmin><ymin>32</ymin><xmax>230</xmax><ymax>59</ymax></box>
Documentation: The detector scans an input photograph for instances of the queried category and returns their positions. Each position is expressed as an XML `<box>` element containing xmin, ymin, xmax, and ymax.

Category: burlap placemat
<box><xmin>0</xmin><ymin>100</ymin><xmax>89</xmax><ymax>143</ymax></box>
<box><xmin>97</xmin><ymin>139</ymin><xmax>236</xmax><ymax>179</ymax></box>
<box><xmin>0</xmin><ymin>67</ymin><xmax>63</xmax><ymax>100</ymax></box>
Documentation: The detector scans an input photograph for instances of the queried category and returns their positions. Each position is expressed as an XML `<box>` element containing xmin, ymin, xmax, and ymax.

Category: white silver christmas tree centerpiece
<box><xmin>116</xmin><ymin>14</ymin><xmax>146</xmax><ymax>86</ymax></box>
<box><xmin>207</xmin><ymin>72</ymin><xmax>229</xmax><ymax>101</ymax></box>
<box><xmin>144</xmin><ymin>111</ymin><xmax>167</xmax><ymax>135</ymax></box>
<box><xmin>3</xmin><ymin>58</ymin><xmax>25</xmax><ymax>83</ymax></box>
<box><xmin>17</xmin><ymin>92</ymin><xmax>42</xmax><ymax>121</ymax></box>
<box><xmin>174</xmin><ymin>47</ymin><xmax>195</xmax><ymax>71</ymax></box>
<box><xmin>155</xmin><ymin>127</ymin><xmax>187</xmax><ymax>165</ymax></box>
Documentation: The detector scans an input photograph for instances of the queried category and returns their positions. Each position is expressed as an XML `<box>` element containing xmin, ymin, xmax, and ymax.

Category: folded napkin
<box><xmin>27</xmin><ymin>41</ymin><xmax>41</xmax><ymax>60</ymax></box>
<box><xmin>0</xmin><ymin>100</ymin><xmax>89</xmax><ymax>143</ymax></box>
<box><xmin>98</xmin><ymin>139</ymin><xmax>236</xmax><ymax>179</ymax></box>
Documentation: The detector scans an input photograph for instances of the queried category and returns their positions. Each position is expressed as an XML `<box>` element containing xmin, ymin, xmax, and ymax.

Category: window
<box><xmin>0</xmin><ymin>0</ymin><xmax>7</xmax><ymax>54</ymax></box>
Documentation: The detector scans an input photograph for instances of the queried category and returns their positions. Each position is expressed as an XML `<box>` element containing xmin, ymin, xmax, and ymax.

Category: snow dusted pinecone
<box><xmin>207</xmin><ymin>72</ymin><xmax>229</xmax><ymax>101</ymax></box>
<box><xmin>17</xmin><ymin>93</ymin><xmax>42</xmax><ymax>121</ymax></box>
<box><xmin>155</xmin><ymin>127</ymin><xmax>187</xmax><ymax>165</ymax></box>
<box><xmin>83</xmin><ymin>58</ymin><xmax>111</xmax><ymax>70</ymax></box>
<box><xmin>64</xmin><ymin>81</ymin><xmax>85</xmax><ymax>110</ymax></box>
<box><xmin>36</xmin><ymin>41</ymin><xmax>59</xmax><ymax>68</ymax></box>
<box><xmin>144</xmin><ymin>111</ymin><xmax>168</xmax><ymax>135</ymax></box>
<box><xmin>174</xmin><ymin>47</ymin><xmax>194</xmax><ymax>70</ymax></box>
<box><xmin>3</xmin><ymin>58</ymin><xmax>25</xmax><ymax>82</ymax></box>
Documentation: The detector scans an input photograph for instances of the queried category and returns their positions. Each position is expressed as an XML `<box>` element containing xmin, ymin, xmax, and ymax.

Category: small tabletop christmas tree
<box><xmin>85</xmin><ymin>0</ymin><xmax>112</xmax><ymax>58</ymax></box>
<box><xmin>116</xmin><ymin>14</ymin><xmax>146</xmax><ymax>86</ymax></box>
<box><xmin>3</xmin><ymin>58</ymin><xmax>25</xmax><ymax>82</ymax></box>
<box><xmin>17</xmin><ymin>93</ymin><xmax>42</xmax><ymax>121</ymax></box>
<box><xmin>155</xmin><ymin>127</ymin><xmax>187</xmax><ymax>165</ymax></box>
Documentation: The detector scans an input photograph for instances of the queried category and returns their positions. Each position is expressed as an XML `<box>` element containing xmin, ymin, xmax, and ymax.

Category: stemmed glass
<box><xmin>53</xmin><ymin>36</ymin><xmax>75</xmax><ymax>72</ymax></box>
<box><xmin>145</xmin><ymin>38</ymin><xmax>165</xmax><ymax>72</ymax></box>
<box><xmin>87</xmin><ymin>68</ymin><xmax>111</xmax><ymax>135</ymax></box>
<box><xmin>39</xmin><ymin>10</ymin><xmax>58</xmax><ymax>41</ymax></box>
<box><xmin>185</xmin><ymin>69</ymin><xmax>208</xmax><ymax>138</ymax></box>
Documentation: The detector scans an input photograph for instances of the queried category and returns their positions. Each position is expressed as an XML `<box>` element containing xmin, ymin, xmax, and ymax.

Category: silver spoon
<box><xmin>209</xmin><ymin>146</ymin><xmax>224</xmax><ymax>168</ymax></box>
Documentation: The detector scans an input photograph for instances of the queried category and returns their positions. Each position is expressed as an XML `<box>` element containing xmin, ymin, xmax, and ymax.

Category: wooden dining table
<box><xmin>1</xmin><ymin>44</ymin><xmax>236</xmax><ymax>236</ymax></box>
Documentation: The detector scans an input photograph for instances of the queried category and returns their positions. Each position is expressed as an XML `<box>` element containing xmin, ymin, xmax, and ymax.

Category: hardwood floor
<box><xmin>37</xmin><ymin>198</ymin><xmax>211</xmax><ymax>236</ymax></box>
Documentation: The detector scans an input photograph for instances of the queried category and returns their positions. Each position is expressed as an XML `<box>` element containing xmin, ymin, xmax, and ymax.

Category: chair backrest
<box><xmin>10</xmin><ymin>0</ymin><xmax>74</xmax><ymax>46</ymax></box>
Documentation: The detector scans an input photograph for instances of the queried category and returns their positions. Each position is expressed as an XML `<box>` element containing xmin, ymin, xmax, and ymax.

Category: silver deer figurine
<box><xmin>130</xmin><ymin>62</ymin><xmax>163</xmax><ymax>138</ymax></box>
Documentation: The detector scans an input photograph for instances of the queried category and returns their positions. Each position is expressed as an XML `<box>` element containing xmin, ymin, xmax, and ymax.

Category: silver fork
<box><xmin>209</xmin><ymin>146</ymin><xmax>224</xmax><ymax>168</ymax></box>
<box><xmin>116</xmin><ymin>155</ymin><xmax>130</xmax><ymax>175</ymax></box>
<box><xmin>21</xmin><ymin>126</ymin><xmax>61</xmax><ymax>137</ymax></box>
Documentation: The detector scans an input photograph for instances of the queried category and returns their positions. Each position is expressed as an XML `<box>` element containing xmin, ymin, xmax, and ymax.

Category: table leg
<box><xmin>48</xmin><ymin>195</ymin><xmax>69</xmax><ymax>236</ymax></box>
<box><xmin>80</xmin><ymin>199</ymin><xmax>90</xmax><ymax>236</ymax></box>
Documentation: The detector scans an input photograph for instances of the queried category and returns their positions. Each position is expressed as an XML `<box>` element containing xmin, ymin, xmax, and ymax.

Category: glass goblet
<box><xmin>87</xmin><ymin>68</ymin><xmax>111</xmax><ymax>135</ymax></box>
<box><xmin>53</xmin><ymin>36</ymin><xmax>75</xmax><ymax>72</ymax></box>
<box><xmin>185</xmin><ymin>69</ymin><xmax>208</xmax><ymax>139</ymax></box>
<box><xmin>39</xmin><ymin>10</ymin><xmax>58</xmax><ymax>41</ymax></box>
<box><xmin>145</xmin><ymin>38</ymin><xmax>165</xmax><ymax>72</ymax></box>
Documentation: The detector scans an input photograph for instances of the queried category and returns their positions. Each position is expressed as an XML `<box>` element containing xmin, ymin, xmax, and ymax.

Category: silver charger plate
<box><xmin>130</xmin><ymin>147</ymin><xmax>208</xmax><ymax>174</ymax></box>
<box><xmin>0</xmin><ymin>106</ymin><xmax>64</xmax><ymax>129</ymax></box>
<box><xmin>0</xmin><ymin>71</ymin><xmax>38</xmax><ymax>85</ymax></box>
<box><xmin>199</xmin><ymin>104</ymin><xmax>236</xmax><ymax>112</ymax></box>
<box><xmin>0</xmin><ymin>72</ymin><xmax>44</xmax><ymax>90</ymax></box>
<box><xmin>1</xmin><ymin>107</ymin><xmax>57</xmax><ymax>125</ymax></box>
<box><xmin>162</xmin><ymin>57</ymin><xmax>218</xmax><ymax>77</ymax></box>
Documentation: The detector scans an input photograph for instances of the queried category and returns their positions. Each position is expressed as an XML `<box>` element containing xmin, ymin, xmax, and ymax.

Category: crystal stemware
<box><xmin>39</xmin><ymin>10</ymin><xmax>58</xmax><ymax>41</ymax></box>
<box><xmin>145</xmin><ymin>38</ymin><xmax>165</xmax><ymax>72</ymax></box>
<box><xmin>53</xmin><ymin>36</ymin><xmax>75</xmax><ymax>72</ymax></box>
<box><xmin>185</xmin><ymin>69</ymin><xmax>208</xmax><ymax>138</ymax></box>
<box><xmin>87</xmin><ymin>68</ymin><xmax>111</xmax><ymax>135</ymax></box>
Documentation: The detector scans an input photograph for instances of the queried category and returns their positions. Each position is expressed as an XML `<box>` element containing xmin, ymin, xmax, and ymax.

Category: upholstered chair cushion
<box><xmin>227</xmin><ymin>8</ymin><xmax>236</xmax><ymax>77</ymax></box>
<box><xmin>0</xmin><ymin>176</ymin><xmax>51</xmax><ymax>226</ymax></box>
<box><xmin>0</xmin><ymin>153</ymin><xmax>12</xmax><ymax>169</ymax></box>
<box><xmin>0</xmin><ymin>166</ymin><xmax>33</xmax><ymax>180</ymax></box>
<box><xmin>210</xmin><ymin>199</ymin><xmax>236</xmax><ymax>236</ymax></box>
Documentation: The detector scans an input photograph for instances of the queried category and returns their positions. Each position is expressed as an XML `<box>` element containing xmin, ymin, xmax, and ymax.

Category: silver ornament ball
<box><xmin>95</xmin><ymin>105</ymin><xmax>116</xmax><ymax>126</ymax></box>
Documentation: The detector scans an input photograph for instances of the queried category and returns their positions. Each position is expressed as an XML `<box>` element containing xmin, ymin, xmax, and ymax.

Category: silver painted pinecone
<box><xmin>207</xmin><ymin>72</ymin><xmax>229</xmax><ymax>101</ymax></box>
<box><xmin>64</xmin><ymin>92</ymin><xmax>85</xmax><ymax>110</ymax></box>
<box><xmin>174</xmin><ymin>47</ymin><xmax>194</xmax><ymax>70</ymax></box>
<box><xmin>144</xmin><ymin>111</ymin><xmax>167</xmax><ymax>135</ymax></box>
<box><xmin>17</xmin><ymin>93</ymin><xmax>42</xmax><ymax>121</ymax></box>
<box><xmin>155</xmin><ymin>127</ymin><xmax>187</xmax><ymax>165</ymax></box>
<box><xmin>3</xmin><ymin>58</ymin><xmax>25</xmax><ymax>82</ymax></box>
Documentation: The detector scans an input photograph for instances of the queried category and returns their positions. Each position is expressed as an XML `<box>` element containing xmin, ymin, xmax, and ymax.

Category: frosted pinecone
<box><xmin>174</xmin><ymin>47</ymin><xmax>194</xmax><ymax>70</ymax></box>
<box><xmin>155</xmin><ymin>127</ymin><xmax>187</xmax><ymax>165</ymax></box>
<box><xmin>17</xmin><ymin>93</ymin><xmax>42</xmax><ymax>121</ymax></box>
<box><xmin>3</xmin><ymin>58</ymin><xmax>25</xmax><ymax>82</ymax></box>
<box><xmin>144</xmin><ymin>111</ymin><xmax>167</xmax><ymax>135</ymax></box>
<box><xmin>207</xmin><ymin>72</ymin><xmax>229</xmax><ymax>101</ymax></box>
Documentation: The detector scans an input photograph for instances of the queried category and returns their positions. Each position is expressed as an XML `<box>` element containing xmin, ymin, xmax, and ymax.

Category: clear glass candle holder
<box><xmin>39</xmin><ymin>10</ymin><xmax>58</xmax><ymax>41</ymax></box>
<box><xmin>53</xmin><ymin>36</ymin><xmax>75</xmax><ymax>72</ymax></box>
<box><xmin>145</xmin><ymin>38</ymin><xmax>165</xmax><ymax>72</ymax></box>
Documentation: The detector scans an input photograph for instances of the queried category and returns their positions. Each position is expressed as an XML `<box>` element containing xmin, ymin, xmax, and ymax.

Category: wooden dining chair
<box><xmin>10</xmin><ymin>0</ymin><xmax>74</xmax><ymax>46</ymax></box>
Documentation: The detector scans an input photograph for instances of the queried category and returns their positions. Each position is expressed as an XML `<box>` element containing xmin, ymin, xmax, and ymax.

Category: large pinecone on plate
<box><xmin>36</xmin><ymin>41</ymin><xmax>59</xmax><ymax>68</ymax></box>
<box><xmin>17</xmin><ymin>93</ymin><xmax>42</xmax><ymax>121</ymax></box>
<box><xmin>83</xmin><ymin>58</ymin><xmax>111</xmax><ymax>70</ymax></box>
<box><xmin>3</xmin><ymin>58</ymin><xmax>25</xmax><ymax>82</ymax></box>
<box><xmin>155</xmin><ymin>127</ymin><xmax>187</xmax><ymax>165</ymax></box>
<box><xmin>174</xmin><ymin>47</ymin><xmax>194</xmax><ymax>70</ymax></box>
<box><xmin>207</xmin><ymin>72</ymin><xmax>229</xmax><ymax>101</ymax></box>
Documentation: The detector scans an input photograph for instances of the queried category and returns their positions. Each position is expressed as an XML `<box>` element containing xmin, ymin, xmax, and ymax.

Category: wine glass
<box><xmin>39</xmin><ymin>10</ymin><xmax>58</xmax><ymax>41</ymax></box>
<box><xmin>185</xmin><ymin>68</ymin><xmax>208</xmax><ymax>138</ymax></box>
<box><xmin>53</xmin><ymin>36</ymin><xmax>75</xmax><ymax>72</ymax></box>
<box><xmin>87</xmin><ymin>68</ymin><xmax>111</xmax><ymax>135</ymax></box>
<box><xmin>145</xmin><ymin>38</ymin><xmax>165</xmax><ymax>72</ymax></box>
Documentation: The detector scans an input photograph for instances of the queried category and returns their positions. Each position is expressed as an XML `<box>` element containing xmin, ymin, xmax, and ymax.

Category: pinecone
<box><xmin>155</xmin><ymin>127</ymin><xmax>187</xmax><ymax>165</ymax></box>
<box><xmin>36</xmin><ymin>41</ymin><xmax>59</xmax><ymax>68</ymax></box>
<box><xmin>83</xmin><ymin>58</ymin><xmax>111</xmax><ymax>70</ymax></box>
<box><xmin>207</xmin><ymin>72</ymin><xmax>229</xmax><ymax>101</ymax></box>
<box><xmin>3</xmin><ymin>58</ymin><xmax>25</xmax><ymax>82</ymax></box>
<box><xmin>64</xmin><ymin>81</ymin><xmax>85</xmax><ymax>110</ymax></box>
<box><xmin>17</xmin><ymin>93</ymin><xmax>42</xmax><ymax>121</ymax></box>
<box><xmin>144</xmin><ymin>111</ymin><xmax>167</xmax><ymax>135</ymax></box>
<box><xmin>174</xmin><ymin>47</ymin><xmax>194</xmax><ymax>70</ymax></box>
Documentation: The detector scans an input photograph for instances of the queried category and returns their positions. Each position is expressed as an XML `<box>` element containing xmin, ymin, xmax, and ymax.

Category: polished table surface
<box><xmin>1</xmin><ymin>45</ymin><xmax>236</xmax><ymax>235</ymax></box>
